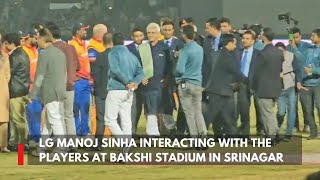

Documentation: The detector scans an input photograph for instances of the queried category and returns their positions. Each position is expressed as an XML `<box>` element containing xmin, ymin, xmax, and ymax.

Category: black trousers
<box><xmin>95</xmin><ymin>96</ymin><xmax>106</xmax><ymax>147</ymax></box>
<box><xmin>237</xmin><ymin>82</ymin><xmax>262</xmax><ymax>136</ymax></box>
<box><xmin>207</xmin><ymin>93</ymin><xmax>237</xmax><ymax>137</ymax></box>
<box><xmin>131</xmin><ymin>89</ymin><xmax>143</xmax><ymax>135</ymax></box>
<box><xmin>299</xmin><ymin>87</ymin><xmax>320</xmax><ymax>137</ymax></box>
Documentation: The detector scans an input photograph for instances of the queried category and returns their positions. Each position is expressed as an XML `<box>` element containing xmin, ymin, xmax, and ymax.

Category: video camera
<box><xmin>278</xmin><ymin>12</ymin><xmax>299</xmax><ymax>40</ymax></box>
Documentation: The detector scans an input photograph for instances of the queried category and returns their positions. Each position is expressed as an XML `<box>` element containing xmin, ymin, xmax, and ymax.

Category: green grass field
<box><xmin>1</xmin><ymin>105</ymin><xmax>320</xmax><ymax>180</ymax></box>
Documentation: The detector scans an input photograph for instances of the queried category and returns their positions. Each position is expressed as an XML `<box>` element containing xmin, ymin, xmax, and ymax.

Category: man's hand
<box><xmin>126</xmin><ymin>83</ymin><xmax>136</xmax><ymax>90</ymax></box>
<box><xmin>24</xmin><ymin>96</ymin><xmax>32</xmax><ymax>104</ymax></box>
<box><xmin>297</xmin><ymin>82</ymin><xmax>309</xmax><ymax>91</ymax></box>
<box><xmin>304</xmin><ymin>67</ymin><xmax>313</xmax><ymax>75</ymax></box>
<box><xmin>142</xmin><ymin>78</ymin><xmax>149</xmax><ymax>86</ymax></box>
<box><xmin>289</xmin><ymin>40</ymin><xmax>297</xmax><ymax>48</ymax></box>
<box><xmin>174</xmin><ymin>51</ymin><xmax>181</xmax><ymax>58</ymax></box>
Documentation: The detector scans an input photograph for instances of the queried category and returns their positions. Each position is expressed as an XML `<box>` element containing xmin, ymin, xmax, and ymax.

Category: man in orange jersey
<box><xmin>88</xmin><ymin>24</ymin><xmax>108</xmax><ymax>70</ymax></box>
<box><xmin>21</xmin><ymin>28</ymin><xmax>43</xmax><ymax>143</ymax></box>
<box><xmin>87</xmin><ymin>24</ymin><xmax>108</xmax><ymax>136</ymax></box>
<box><xmin>69</xmin><ymin>23</ymin><xmax>91</xmax><ymax>136</ymax></box>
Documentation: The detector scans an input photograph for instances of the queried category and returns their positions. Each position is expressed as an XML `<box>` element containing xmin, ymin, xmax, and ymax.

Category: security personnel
<box><xmin>22</xmin><ymin>28</ymin><xmax>42</xmax><ymax>143</ymax></box>
<box><xmin>69</xmin><ymin>22</ymin><xmax>91</xmax><ymax>136</ymax></box>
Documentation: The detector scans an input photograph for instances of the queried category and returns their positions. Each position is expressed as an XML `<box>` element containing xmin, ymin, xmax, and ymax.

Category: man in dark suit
<box><xmin>126</xmin><ymin>28</ymin><xmax>144</xmax><ymax>135</ymax></box>
<box><xmin>91</xmin><ymin>32</ymin><xmax>113</xmax><ymax>150</ymax></box>
<box><xmin>159</xmin><ymin>21</ymin><xmax>184</xmax><ymax>135</ymax></box>
<box><xmin>251</xmin><ymin>28</ymin><xmax>283</xmax><ymax>142</ymax></box>
<box><xmin>201</xmin><ymin>18</ymin><xmax>223</xmax><ymax>130</ymax></box>
<box><xmin>206</xmin><ymin>34</ymin><xmax>242</xmax><ymax>137</ymax></box>
<box><xmin>236</xmin><ymin>30</ymin><xmax>260</xmax><ymax>137</ymax></box>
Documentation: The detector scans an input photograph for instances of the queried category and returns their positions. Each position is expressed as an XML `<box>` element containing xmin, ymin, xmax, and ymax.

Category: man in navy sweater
<box><xmin>141</xmin><ymin>23</ymin><xmax>170</xmax><ymax>136</ymax></box>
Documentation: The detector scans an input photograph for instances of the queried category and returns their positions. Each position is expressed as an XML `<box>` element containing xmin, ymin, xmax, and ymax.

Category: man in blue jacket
<box><xmin>286</xmin><ymin>27</ymin><xmax>313</xmax><ymax>132</ymax></box>
<box><xmin>298</xmin><ymin>28</ymin><xmax>320</xmax><ymax>140</ymax></box>
<box><xmin>104</xmin><ymin>33</ymin><xmax>144</xmax><ymax>138</ymax></box>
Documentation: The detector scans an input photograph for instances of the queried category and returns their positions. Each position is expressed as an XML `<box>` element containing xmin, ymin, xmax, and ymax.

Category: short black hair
<box><xmin>182</xmin><ymin>25</ymin><xmax>195</xmax><ymax>40</ymax></box>
<box><xmin>131</xmin><ymin>28</ymin><xmax>144</xmax><ymax>35</ymax></box>
<box><xmin>312</xmin><ymin>28</ymin><xmax>320</xmax><ymax>37</ymax></box>
<box><xmin>206</xmin><ymin>18</ymin><xmax>220</xmax><ymax>30</ymax></box>
<box><xmin>249</xmin><ymin>24</ymin><xmax>262</xmax><ymax>37</ymax></box>
<box><xmin>262</xmin><ymin>27</ymin><xmax>275</xmax><ymax>41</ymax></box>
<box><xmin>38</xmin><ymin>28</ymin><xmax>53</xmax><ymax>43</ymax></box>
<box><xmin>243</xmin><ymin>30</ymin><xmax>256</xmax><ymax>40</ymax></box>
<box><xmin>45</xmin><ymin>22</ymin><xmax>61</xmax><ymax>39</ymax></box>
<box><xmin>275</xmin><ymin>42</ymin><xmax>286</xmax><ymax>50</ymax></box>
<box><xmin>3</xmin><ymin>33</ymin><xmax>20</xmax><ymax>46</ymax></box>
<box><xmin>162</xmin><ymin>21</ymin><xmax>174</xmax><ymax>27</ymax></box>
<box><xmin>220</xmin><ymin>34</ymin><xmax>235</xmax><ymax>47</ymax></box>
<box><xmin>291</xmin><ymin>27</ymin><xmax>301</xmax><ymax>35</ymax></box>
<box><xmin>112</xmin><ymin>32</ymin><xmax>124</xmax><ymax>45</ymax></box>
<box><xmin>103</xmin><ymin>32</ymin><xmax>112</xmax><ymax>45</ymax></box>
<box><xmin>220</xmin><ymin>18</ymin><xmax>231</xmax><ymax>24</ymax></box>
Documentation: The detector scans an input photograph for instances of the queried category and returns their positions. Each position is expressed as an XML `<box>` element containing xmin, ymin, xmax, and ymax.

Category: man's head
<box><xmin>311</xmin><ymin>28</ymin><xmax>320</xmax><ymax>45</ymax></box>
<box><xmin>93</xmin><ymin>24</ymin><xmax>108</xmax><ymax>41</ymax></box>
<box><xmin>261</xmin><ymin>27</ymin><xmax>275</xmax><ymax>44</ymax></box>
<box><xmin>162</xmin><ymin>21</ymin><xmax>175</xmax><ymax>40</ymax></box>
<box><xmin>181</xmin><ymin>25</ymin><xmax>195</xmax><ymax>42</ymax></box>
<box><xmin>249</xmin><ymin>24</ymin><xmax>262</xmax><ymax>40</ymax></box>
<box><xmin>160</xmin><ymin>17</ymin><xmax>172</xmax><ymax>27</ymax></box>
<box><xmin>23</xmin><ymin>28</ymin><xmax>39</xmax><ymax>47</ymax></box>
<box><xmin>112</xmin><ymin>33</ymin><xmax>124</xmax><ymax>46</ymax></box>
<box><xmin>131</xmin><ymin>28</ymin><xmax>144</xmax><ymax>45</ymax></box>
<box><xmin>45</xmin><ymin>22</ymin><xmax>61</xmax><ymax>40</ymax></box>
<box><xmin>3</xmin><ymin>33</ymin><xmax>20</xmax><ymax>52</ymax></box>
<box><xmin>179</xmin><ymin>17</ymin><xmax>194</xmax><ymax>28</ymax></box>
<box><xmin>37</xmin><ymin>28</ymin><xmax>53</xmax><ymax>49</ymax></box>
<box><xmin>242</xmin><ymin>30</ymin><xmax>256</xmax><ymax>49</ymax></box>
<box><xmin>275</xmin><ymin>42</ymin><xmax>286</xmax><ymax>53</ymax></box>
<box><xmin>146</xmin><ymin>23</ymin><xmax>161</xmax><ymax>42</ymax></box>
<box><xmin>19</xmin><ymin>31</ymin><xmax>28</xmax><ymax>46</ymax></box>
<box><xmin>205</xmin><ymin>18</ymin><xmax>220</xmax><ymax>37</ymax></box>
<box><xmin>72</xmin><ymin>22</ymin><xmax>89</xmax><ymax>40</ymax></box>
<box><xmin>291</xmin><ymin>27</ymin><xmax>302</xmax><ymax>44</ymax></box>
<box><xmin>220</xmin><ymin>18</ymin><xmax>232</xmax><ymax>34</ymax></box>
<box><xmin>102</xmin><ymin>32</ymin><xmax>113</xmax><ymax>48</ymax></box>
<box><xmin>221</xmin><ymin>34</ymin><xmax>237</xmax><ymax>51</ymax></box>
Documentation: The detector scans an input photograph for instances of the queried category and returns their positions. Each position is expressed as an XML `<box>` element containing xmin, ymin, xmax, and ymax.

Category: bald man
<box><xmin>87</xmin><ymin>24</ymin><xmax>108</xmax><ymax>136</ymax></box>
<box><xmin>88</xmin><ymin>24</ymin><xmax>108</xmax><ymax>66</ymax></box>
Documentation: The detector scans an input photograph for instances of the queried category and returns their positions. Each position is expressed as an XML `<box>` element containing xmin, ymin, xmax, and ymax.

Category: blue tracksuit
<box><xmin>74</xmin><ymin>79</ymin><xmax>91</xmax><ymax>136</ymax></box>
<box><xmin>26</xmin><ymin>98</ymin><xmax>42</xmax><ymax>142</ymax></box>
<box><xmin>27</xmin><ymin>48</ymin><xmax>45</xmax><ymax>142</ymax></box>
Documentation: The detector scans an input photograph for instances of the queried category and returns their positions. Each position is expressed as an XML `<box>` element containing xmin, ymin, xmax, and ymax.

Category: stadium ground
<box><xmin>0</xmin><ymin>107</ymin><xmax>319</xmax><ymax>180</ymax></box>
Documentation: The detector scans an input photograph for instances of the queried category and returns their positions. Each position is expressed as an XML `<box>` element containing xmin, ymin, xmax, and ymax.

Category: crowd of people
<box><xmin>0</xmin><ymin>16</ymin><xmax>319</xmax><ymax>154</ymax></box>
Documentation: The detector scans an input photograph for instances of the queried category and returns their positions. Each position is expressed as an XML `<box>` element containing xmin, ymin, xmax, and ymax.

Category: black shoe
<box><xmin>94</xmin><ymin>147</ymin><xmax>102</xmax><ymax>151</ymax></box>
<box><xmin>256</xmin><ymin>130</ymin><xmax>265</xmax><ymax>136</ymax></box>
<box><xmin>307</xmin><ymin>135</ymin><xmax>317</xmax><ymax>140</ymax></box>
<box><xmin>283</xmin><ymin>136</ymin><xmax>291</xmax><ymax>142</ymax></box>
<box><xmin>8</xmin><ymin>145</ymin><xmax>18</xmax><ymax>152</ymax></box>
